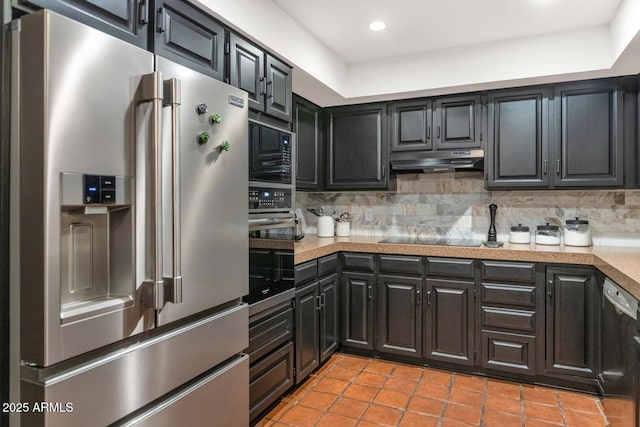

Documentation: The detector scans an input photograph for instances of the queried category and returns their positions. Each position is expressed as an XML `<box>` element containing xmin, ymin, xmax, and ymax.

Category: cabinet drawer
<box><xmin>318</xmin><ymin>254</ymin><xmax>338</xmax><ymax>277</ymax></box>
<box><xmin>342</xmin><ymin>253</ymin><xmax>375</xmax><ymax>272</ymax></box>
<box><xmin>248</xmin><ymin>304</ymin><xmax>293</xmax><ymax>363</ymax></box>
<box><xmin>481</xmin><ymin>306</ymin><xmax>535</xmax><ymax>332</ymax></box>
<box><xmin>481</xmin><ymin>261</ymin><xmax>535</xmax><ymax>283</ymax></box>
<box><xmin>426</xmin><ymin>257</ymin><xmax>474</xmax><ymax>278</ymax></box>
<box><xmin>249</xmin><ymin>341</ymin><xmax>294</xmax><ymax>422</ymax></box>
<box><xmin>481</xmin><ymin>330</ymin><xmax>535</xmax><ymax>375</ymax></box>
<box><xmin>379</xmin><ymin>255</ymin><xmax>423</xmax><ymax>275</ymax></box>
<box><xmin>481</xmin><ymin>283</ymin><xmax>536</xmax><ymax>307</ymax></box>
<box><xmin>295</xmin><ymin>260</ymin><xmax>318</xmax><ymax>286</ymax></box>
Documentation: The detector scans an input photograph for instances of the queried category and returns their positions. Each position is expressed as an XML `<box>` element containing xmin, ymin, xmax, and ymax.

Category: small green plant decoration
<box><xmin>219</xmin><ymin>141</ymin><xmax>230</xmax><ymax>152</ymax></box>
<box><xmin>198</xmin><ymin>131</ymin><xmax>209</xmax><ymax>145</ymax></box>
<box><xmin>210</xmin><ymin>114</ymin><xmax>221</xmax><ymax>124</ymax></box>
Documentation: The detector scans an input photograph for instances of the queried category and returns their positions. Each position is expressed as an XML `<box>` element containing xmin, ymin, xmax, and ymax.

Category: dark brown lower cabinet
<box><xmin>319</xmin><ymin>274</ymin><xmax>339</xmax><ymax>363</ymax></box>
<box><xmin>249</xmin><ymin>342</ymin><xmax>294</xmax><ymax>421</ymax></box>
<box><xmin>481</xmin><ymin>330</ymin><xmax>536</xmax><ymax>374</ymax></box>
<box><xmin>294</xmin><ymin>281</ymin><xmax>320</xmax><ymax>383</ymax></box>
<box><xmin>341</xmin><ymin>272</ymin><xmax>375</xmax><ymax>350</ymax></box>
<box><xmin>294</xmin><ymin>273</ymin><xmax>339</xmax><ymax>385</ymax></box>
<box><xmin>247</xmin><ymin>301</ymin><xmax>294</xmax><ymax>422</ymax></box>
<box><xmin>545</xmin><ymin>266</ymin><xmax>599</xmax><ymax>378</ymax></box>
<box><xmin>377</xmin><ymin>274</ymin><xmax>422</xmax><ymax>358</ymax></box>
<box><xmin>425</xmin><ymin>278</ymin><xmax>475</xmax><ymax>366</ymax></box>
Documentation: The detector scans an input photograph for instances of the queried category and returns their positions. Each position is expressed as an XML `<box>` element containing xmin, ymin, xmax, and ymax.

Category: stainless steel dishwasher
<box><xmin>600</xmin><ymin>277</ymin><xmax>639</xmax><ymax>427</ymax></box>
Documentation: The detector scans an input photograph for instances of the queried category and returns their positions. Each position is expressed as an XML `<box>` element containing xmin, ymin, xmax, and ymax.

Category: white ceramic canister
<box><xmin>317</xmin><ymin>215</ymin><xmax>334</xmax><ymax>237</ymax></box>
<box><xmin>535</xmin><ymin>223</ymin><xmax>561</xmax><ymax>245</ymax></box>
<box><xmin>508</xmin><ymin>224</ymin><xmax>531</xmax><ymax>244</ymax></box>
<box><xmin>336</xmin><ymin>221</ymin><xmax>350</xmax><ymax>237</ymax></box>
<box><xmin>564</xmin><ymin>218</ymin><xmax>592</xmax><ymax>247</ymax></box>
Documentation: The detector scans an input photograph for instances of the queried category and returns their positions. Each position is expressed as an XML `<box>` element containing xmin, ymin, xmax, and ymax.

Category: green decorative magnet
<box><xmin>219</xmin><ymin>141</ymin><xmax>230</xmax><ymax>152</ymax></box>
<box><xmin>198</xmin><ymin>131</ymin><xmax>209</xmax><ymax>145</ymax></box>
<box><xmin>210</xmin><ymin>114</ymin><xmax>221</xmax><ymax>124</ymax></box>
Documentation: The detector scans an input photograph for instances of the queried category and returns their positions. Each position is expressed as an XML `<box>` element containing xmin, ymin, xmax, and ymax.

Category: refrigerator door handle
<box><xmin>162</xmin><ymin>78</ymin><xmax>183</xmax><ymax>305</ymax></box>
<box><xmin>139</xmin><ymin>72</ymin><xmax>166</xmax><ymax>310</ymax></box>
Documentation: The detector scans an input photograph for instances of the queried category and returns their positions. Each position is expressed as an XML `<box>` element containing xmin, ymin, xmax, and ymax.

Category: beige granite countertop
<box><xmin>295</xmin><ymin>234</ymin><xmax>640</xmax><ymax>300</ymax></box>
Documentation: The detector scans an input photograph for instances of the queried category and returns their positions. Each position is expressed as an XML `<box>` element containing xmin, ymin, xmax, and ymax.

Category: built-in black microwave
<box><xmin>249</xmin><ymin>120</ymin><xmax>294</xmax><ymax>185</ymax></box>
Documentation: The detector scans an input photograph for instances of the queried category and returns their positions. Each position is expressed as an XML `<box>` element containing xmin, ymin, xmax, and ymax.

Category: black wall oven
<box><xmin>246</xmin><ymin>244</ymin><xmax>294</xmax><ymax>306</ymax></box>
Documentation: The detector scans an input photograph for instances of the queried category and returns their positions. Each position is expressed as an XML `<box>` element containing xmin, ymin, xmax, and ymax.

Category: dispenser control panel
<box><xmin>84</xmin><ymin>175</ymin><xmax>116</xmax><ymax>204</ymax></box>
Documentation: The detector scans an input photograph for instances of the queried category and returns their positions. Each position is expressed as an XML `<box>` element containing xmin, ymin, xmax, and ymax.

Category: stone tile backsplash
<box><xmin>296</xmin><ymin>172</ymin><xmax>640</xmax><ymax>246</ymax></box>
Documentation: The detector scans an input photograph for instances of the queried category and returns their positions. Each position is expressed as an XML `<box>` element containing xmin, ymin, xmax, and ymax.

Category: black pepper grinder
<box><xmin>484</xmin><ymin>203</ymin><xmax>504</xmax><ymax>247</ymax></box>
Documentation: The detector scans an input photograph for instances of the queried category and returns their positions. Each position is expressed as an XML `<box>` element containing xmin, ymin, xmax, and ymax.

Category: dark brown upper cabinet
<box><xmin>552</xmin><ymin>81</ymin><xmax>623</xmax><ymax>188</ymax></box>
<box><xmin>434</xmin><ymin>95</ymin><xmax>484</xmax><ymax>149</ymax></box>
<box><xmin>486</xmin><ymin>79</ymin><xmax>634</xmax><ymax>190</ymax></box>
<box><xmin>16</xmin><ymin>0</ymin><xmax>149</xmax><ymax>49</ymax></box>
<box><xmin>229</xmin><ymin>34</ymin><xmax>292</xmax><ymax>122</ymax></box>
<box><xmin>154</xmin><ymin>0</ymin><xmax>225</xmax><ymax>81</ymax></box>
<box><xmin>389</xmin><ymin>100</ymin><xmax>433</xmax><ymax>152</ymax></box>
<box><xmin>389</xmin><ymin>95</ymin><xmax>483</xmax><ymax>154</ymax></box>
<box><xmin>293</xmin><ymin>95</ymin><xmax>324</xmax><ymax>190</ymax></box>
<box><xmin>486</xmin><ymin>88</ymin><xmax>551</xmax><ymax>188</ymax></box>
<box><xmin>326</xmin><ymin>104</ymin><xmax>388</xmax><ymax>190</ymax></box>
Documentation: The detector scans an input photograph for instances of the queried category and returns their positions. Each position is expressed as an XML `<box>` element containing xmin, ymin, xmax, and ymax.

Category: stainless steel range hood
<box><xmin>389</xmin><ymin>149</ymin><xmax>484</xmax><ymax>173</ymax></box>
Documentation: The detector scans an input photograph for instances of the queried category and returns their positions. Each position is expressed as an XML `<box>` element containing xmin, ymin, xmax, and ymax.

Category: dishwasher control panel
<box><xmin>603</xmin><ymin>278</ymin><xmax>638</xmax><ymax>320</ymax></box>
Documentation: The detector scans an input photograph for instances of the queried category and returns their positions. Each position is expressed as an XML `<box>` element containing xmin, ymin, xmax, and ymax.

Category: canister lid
<box><xmin>566</xmin><ymin>217</ymin><xmax>588</xmax><ymax>225</ymax></box>
<box><xmin>537</xmin><ymin>223</ymin><xmax>559</xmax><ymax>231</ymax></box>
<box><xmin>511</xmin><ymin>224</ymin><xmax>529</xmax><ymax>232</ymax></box>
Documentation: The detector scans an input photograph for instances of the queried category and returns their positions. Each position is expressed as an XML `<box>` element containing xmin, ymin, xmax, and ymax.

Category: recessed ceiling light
<box><xmin>369</xmin><ymin>21</ymin><xmax>386</xmax><ymax>31</ymax></box>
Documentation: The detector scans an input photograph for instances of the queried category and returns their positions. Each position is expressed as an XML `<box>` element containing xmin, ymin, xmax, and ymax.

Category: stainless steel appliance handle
<box><xmin>163</xmin><ymin>78</ymin><xmax>183</xmax><ymax>305</ymax></box>
<box><xmin>139</xmin><ymin>72</ymin><xmax>165</xmax><ymax>310</ymax></box>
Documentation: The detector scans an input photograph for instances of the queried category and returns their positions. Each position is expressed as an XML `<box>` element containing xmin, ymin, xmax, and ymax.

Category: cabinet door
<box><xmin>389</xmin><ymin>100</ymin><xmax>433</xmax><ymax>152</ymax></box>
<box><xmin>341</xmin><ymin>272</ymin><xmax>374</xmax><ymax>350</ymax></box>
<box><xmin>434</xmin><ymin>95</ymin><xmax>483</xmax><ymax>149</ymax></box>
<box><xmin>545</xmin><ymin>267</ymin><xmax>598</xmax><ymax>378</ymax></box>
<box><xmin>553</xmin><ymin>82</ymin><xmax>624</xmax><ymax>187</ymax></box>
<box><xmin>17</xmin><ymin>0</ymin><xmax>148</xmax><ymax>48</ymax></box>
<box><xmin>229</xmin><ymin>34</ymin><xmax>265</xmax><ymax>112</ymax></box>
<box><xmin>293</xmin><ymin>95</ymin><xmax>323</xmax><ymax>190</ymax></box>
<box><xmin>327</xmin><ymin>104</ymin><xmax>388</xmax><ymax>190</ymax></box>
<box><xmin>377</xmin><ymin>274</ymin><xmax>422</xmax><ymax>358</ymax></box>
<box><xmin>294</xmin><ymin>282</ymin><xmax>319</xmax><ymax>384</ymax></box>
<box><xmin>319</xmin><ymin>274</ymin><xmax>339</xmax><ymax>363</ymax></box>
<box><xmin>265</xmin><ymin>55</ymin><xmax>292</xmax><ymax>122</ymax></box>
<box><xmin>487</xmin><ymin>89</ymin><xmax>550</xmax><ymax>188</ymax></box>
<box><xmin>425</xmin><ymin>278</ymin><xmax>475</xmax><ymax>366</ymax></box>
<box><xmin>154</xmin><ymin>0</ymin><xmax>225</xmax><ymax>81</ymax></box>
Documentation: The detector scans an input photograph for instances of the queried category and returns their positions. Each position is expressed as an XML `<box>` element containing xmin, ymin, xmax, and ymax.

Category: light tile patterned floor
<box><xmin>256</xmin><ymin>353</ymin><xmax>609</xmax><ymax>427</ymax></box>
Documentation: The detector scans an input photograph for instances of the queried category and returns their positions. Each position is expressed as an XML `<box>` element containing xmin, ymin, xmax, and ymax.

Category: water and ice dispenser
<box><xmin>59</xmin><ymin>173</ymin><xmax>134</xmax><ymax>324</ymax></box>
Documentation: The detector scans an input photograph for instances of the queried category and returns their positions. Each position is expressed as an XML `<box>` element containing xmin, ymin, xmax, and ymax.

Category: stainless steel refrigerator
<box><xmin>11</xmin><ymin>9</ymin><xmax>249</xmax><ymax>426</ymax></box>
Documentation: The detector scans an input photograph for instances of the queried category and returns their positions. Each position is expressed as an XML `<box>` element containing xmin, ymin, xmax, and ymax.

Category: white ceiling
<box><xmin>272</xmin><ymin>0</ymin><xmax>622</xmax><ymax>63</ymax></box>
<box><xmin>196</xmin><ymin>0</ymin><xmax>640</xmax><ymax>106</ymax></box>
